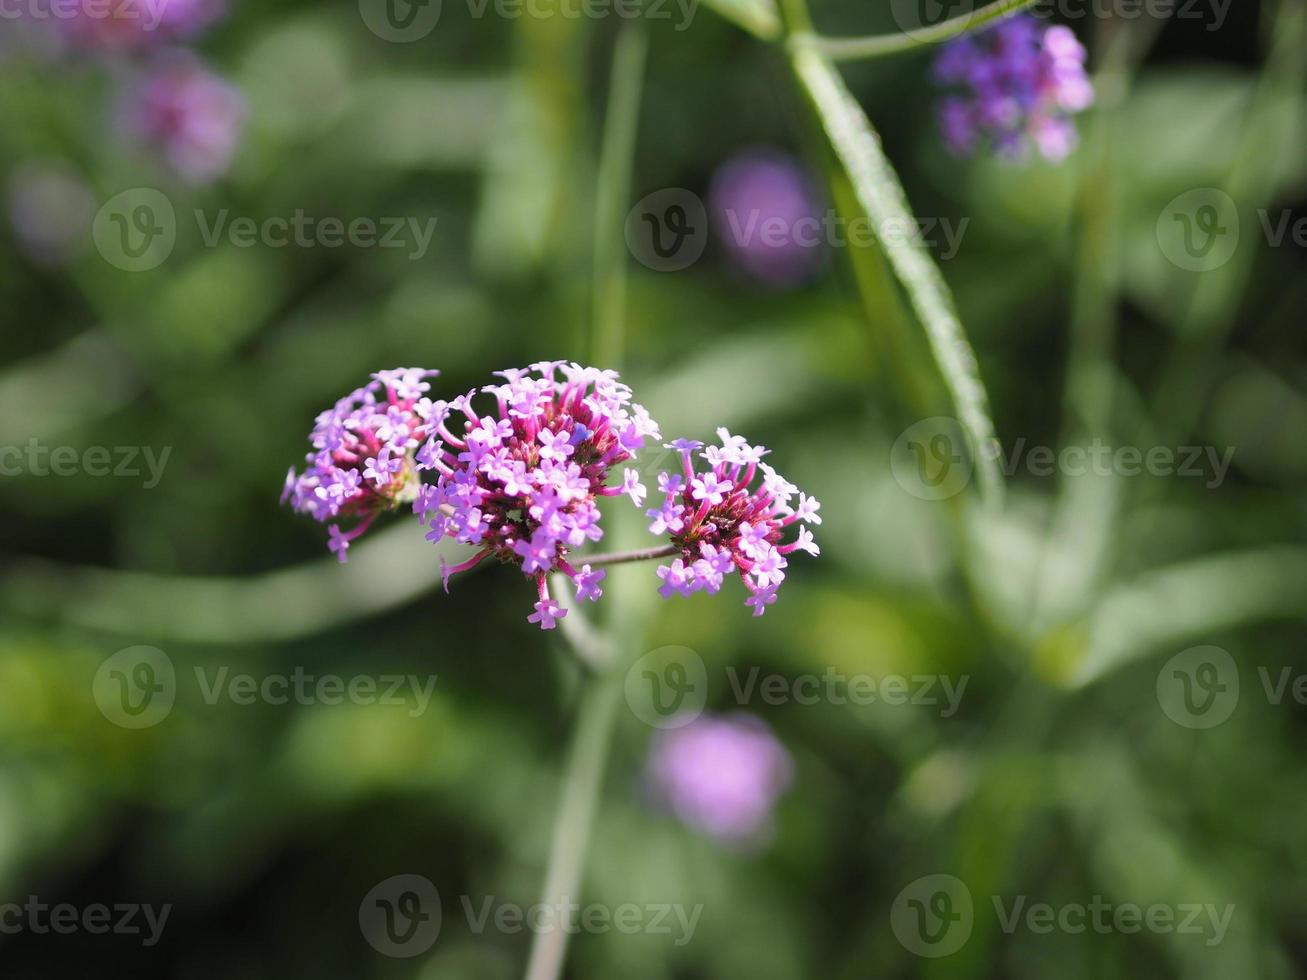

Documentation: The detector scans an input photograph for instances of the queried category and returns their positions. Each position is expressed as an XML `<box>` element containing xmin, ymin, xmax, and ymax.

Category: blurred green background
<box><xmin>2</xmin><ymin>0</ymin><xmax>1306</xmax><ymax>977</ymax></box>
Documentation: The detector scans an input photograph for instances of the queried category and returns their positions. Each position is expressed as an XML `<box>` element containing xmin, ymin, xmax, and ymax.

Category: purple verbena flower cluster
<box><xmin>282</xmin><ymin>368</ymin><xmax>442</xmax><ymax>563</ymax></box>
<box><xmin>284</xmin><ymin>367</ymin><xmax>822</xmax><ymax>629</ymax></box>
<box><xmin>934</xmin><ymin>15</ymin><xmax>1093</xmax><ymax>162</ymax></box>
<box><xmin>410</xmin><ymin>362</ymin><xmax>661</xmax><ymax>629</ymax></box>
<box><xmin>646</xmin><ymin>713</ymin><xmax>794</xmax><ymax>847</ymax></box>
<box><xmin>708</xmin><ymin>149</ymin><xmax>822</xmax><ymax>287</ymax></box>
<box><xmin>648</xmin><ymin>429</ymin><xmax>820</xmax><ymax>617</ymax></box>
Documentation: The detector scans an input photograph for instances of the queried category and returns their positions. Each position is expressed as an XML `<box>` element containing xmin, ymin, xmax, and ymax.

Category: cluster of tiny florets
<box><xmin>282</xmin><ymin>368</ymin><xmax>441</xmax><ymax>563</ymax></box>
<box><xmin>411</xmin><ymin>362</ymin><xmax>661</xmax><ymax>629</ymax></box>
<box><xmin>934</xmin><ymin>16</ymin><xmax>1093</xmax><ymax>162</ymax></box>
<box><xmin>647</xmin><ymin>429</ymin><xmax>820</xmax><ymax>617</ymax></box>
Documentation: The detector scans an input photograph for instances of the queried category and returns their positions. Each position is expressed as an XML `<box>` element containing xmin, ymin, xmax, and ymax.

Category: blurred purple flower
<box><xmin>708</xmin><ymin>149</ymin><xmax>822</xmax><ymax>286</ymax></box>
<box><xmin>121</xmin><ymin>52</ymin><xmax>245</xmax><ymax>184</ymax></box>
<box><xmin>933</xmin><ymin>16</ymin><xmax>1093</xmax><ymax>163</ymax></box>
<box><xmin>57</xmin><ymin>0</ymin><xmax>227</xmax><ymax>51</ymax></box>
<box><xmin>646</xmin><ymin>713</ymin><xmax>794</xmax><ymax>848</ymax></box>
<box><xmin>6</xmin><ymin>161</ymin><xmax>94</xmax><ymax>265</ymax></box>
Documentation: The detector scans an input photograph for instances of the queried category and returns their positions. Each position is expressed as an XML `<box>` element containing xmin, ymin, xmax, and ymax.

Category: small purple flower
<box><xmin>415</xmin><ymin>362</ymin><xmax>662</xmax><ymax>628</ymax></box>
<box><xmin>121</xmin><ymin>52</ymin><xmax>245</xmax><ymax>184</ymax></box>
<box><xmin>708</xmin><ymin>149</ymin><xmax>822</xmax><ymax>286</ymax></box>
<box><xmin>283</xmin><ymin>368</ymin><xmax>441</xmax><ymax>560</ymax></box>
<box><xmin>644</xmin><ymin>429</ymin><xmax>819</xmax><ymax>616</ymax></box>
<box><xmin>646</xmin><ymin>713</ymin><xmax>794</xmax><ymax>847</ymax></box>
<box><xmin>933</xmin><ymin>16</ymin><xmax>1093</xmax><ymax>163</ymax></box>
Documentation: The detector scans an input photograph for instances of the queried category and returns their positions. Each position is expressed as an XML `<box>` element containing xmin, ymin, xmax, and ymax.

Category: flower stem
<box><xmin>522</xmin><ymin>653</ymin><xmax>623</xmax><ymax>980</ymax></box>
<box><xmin>581</xmin><ymin>543</ymin><xmax>679</xmax><ymax>567</ymax></box>
<box><xmin>808</xmin><ymin>0</ymin><xmax>1043</xmax><ymax>62</ymax></box>
<box><xmin>592</xmin><ymin>23</ymin><xmax>649</xmax><ymax>368</ymax></box>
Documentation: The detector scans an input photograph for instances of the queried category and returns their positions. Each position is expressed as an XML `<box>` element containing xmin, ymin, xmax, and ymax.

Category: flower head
<box><xmin>415</xmin><ymin>362</ymin><xmax>661</xmax><ymax>628</ymax></box>
<box><xmin>933</xmin><ymin>16</ymin><xmax>1093</xmax><ymax>163</ymax></box>
<box><xmin>121</xmin><ymin>52</ymin><xmax>245</xmax><ymax>184</ymax></box>
<box><xmin>282</xmin><ymin>368</ymin><xmax>441</xmax><ymax>560</ymax></box>
<box><xmin>645</xmin><ymin>429</ymin><xmax>818</xmax><ymax>615</ymax></box>
<box><xmin>708</xmin><ymin>149</ymin><xmax>822</xmax><ymax>286</ymax></box>
<box><xmin>646</xmin><ymin>713</ymin><xmax>794</xmax><ymax>847</ymax></box>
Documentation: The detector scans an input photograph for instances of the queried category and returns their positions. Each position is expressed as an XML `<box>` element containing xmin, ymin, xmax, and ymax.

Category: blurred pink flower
<box><xmin>646</xmin><ymin>712</ymin><xmax>794</xmax><ymax>848</ymax></box>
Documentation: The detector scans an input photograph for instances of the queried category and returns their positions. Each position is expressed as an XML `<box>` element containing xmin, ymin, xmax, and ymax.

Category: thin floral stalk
<box><xmin>580</xmin><ymin>543</ymin><xmax>680</xmax><ymax>566</ymax></box>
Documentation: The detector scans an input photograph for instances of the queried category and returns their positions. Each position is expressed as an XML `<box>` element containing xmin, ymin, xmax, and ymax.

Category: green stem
<box><xmin>809</xmin><ymin>0</ymin><xmax>1043</xmax><ymax>62</ymax></box>
<box><xmin>786</xmin><ymin>34</ymin><xmax>1005</xmax><ymax>507</ymax></box>
<box><xmin>592</xmin><ymin>24</ymin><xmax>649</xmax><ymax>368</ymax></box>
<box><xmin>522</xmin><ymin>662</ymin><xmax>623</xmax><ymax>980</ymax></box>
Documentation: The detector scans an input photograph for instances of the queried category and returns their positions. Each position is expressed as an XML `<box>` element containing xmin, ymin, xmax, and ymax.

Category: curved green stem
<box><xmin>808</xmin><ymin>0</ymin><xmax>1042</xmax><ymax>62</ymax></box>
